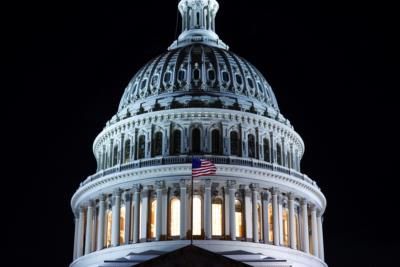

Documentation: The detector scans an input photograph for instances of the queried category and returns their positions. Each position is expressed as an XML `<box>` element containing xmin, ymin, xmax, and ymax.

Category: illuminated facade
<box><xmin>70</xmin><ymin>1</ymin><xmax>327</xmax><ymax>266</ymax></box>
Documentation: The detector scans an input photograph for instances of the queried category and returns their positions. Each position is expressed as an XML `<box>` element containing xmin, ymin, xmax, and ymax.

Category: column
<box><xmin>278</xmin><ymin>195</ymin><xmax>284</xmax><ymax>245</ymax></box>
<box><xmin>180</xmin><ymin>180</ymin><xmax>187</xmax><ymax>239</ymax></box>
<box><xmin>301</xmin><ymin>199</ymin><xmax>310</xmax><ymax>253</ymax></box>
<box><xmin>317</xmin><ymin>211</ymin><xmax>325</xmax><ymax>261</ymax></box>
<box><xmin>132</xmin><ymin>184</ymin><xmax>141</xmax><ymax>243</ymax></box>
<box><xmin>97</xmin><ymin>195</ymin><xmax>106</xmax><ymax>250</ymax></box>
<box><xmin>288</xmin><ymin>193</ymin><xmax>296</xmax><ymax>249</ymax></box>
<box><xmin>311</xmin><ymin>204</ymin><xmax>319</xmax><ymax>257</ymax></box>
<box><xmin>243</xmin><ymin>185</ymin><xmax>253</xmax><ymax>241</ymax></box>
<box><xmin>123</xmin><ymin>191</ymin><xmax>132</xmax><ymax>244</ymax></box>
<box><xmin>261</xmin><ymin>191</ymin><xmax>271</xmax><ymax>243</ymax></box>
<box><xmin>111</xmin><ymin>189</ymin><xmax>121</xmax><ymax>247</ymax></box>
<box><xmin>84</xmin><ymin>201</ymin><xmax>94</xmax><ymax>255</ymax></box>
<box><xmin>155</xmin><ymin>181</ymin><xmax>164</xmax><ymax>241</ymax></box>
<box><xmin>250</xmin><ymin>184</ymin><xmax>259</xmax><ymax>243</ymax></box>
<box><xmin>228</xmin><ymin>180</ymin><xmax>237</xmax><ymax>241</ymax></box>
<box><xmin>77</xmin><ymin>207</ymin><xmax>85</xmax><ymax>258</ymax></box>
<box><xmin>204</xmin><ymin>179</ymin><xmax>212</xmax><ymax>239</ymax></box>
<box><xmin>162</xmin><ymin>124</ymin><xmax>170</xmax><ymax>156</ymax></box>
<box><xmin>140</xmin><ymin>186</ymin><xmax>149</xmax><ymax>242</ymax></box>
<box><xmin>272</xmin><ymin>188</ymin><xmax>280</xmax><ymax>246</ymax></box>
<box><xmin>73</xmin><ymin>214</ymin><xmax>79</xmax><ymax>260</ymax></box>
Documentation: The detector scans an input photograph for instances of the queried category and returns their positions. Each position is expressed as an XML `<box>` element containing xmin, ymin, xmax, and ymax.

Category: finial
<box><xmin>169</xmin><ymin>0</ymin><xmax>228</xmax><ymax>50</ymax></box>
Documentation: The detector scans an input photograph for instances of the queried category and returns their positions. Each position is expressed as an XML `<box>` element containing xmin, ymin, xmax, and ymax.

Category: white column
<box><xmin>132</xmin><ymin>184</ymin><xmax>141</xmax><ymax>243</ymax></box>
<box><xmin>301</xmin><ymin>199</ymin><xmax>310</xmax><ymax>253</ymax></box>
<box><xmin>244</xmin><ymin>185</ymin><xmax>253</xmax><ymax>241</ymax></box>
<box><xmin>140</xmin><ymin>187</ymin><xmax>149</xmax><ymax>242</ymax></box>
<box><xmin>317</xmin><ymin>212</ymin><xmax>325</xmax><ymax>261</ymax></box>
<box><xmin>161</xmin><ymin>185</ymin><xmax>168</xmax><ymax>239</ymax></box>
<box><xmin>123</xmin><ymin>191</ymin><xmax>132</xmax><ymax>244</ymax></box>
<box><xmin>288</xmin><ymin>193</ymin><xmax>296</xmax><ymax>249</ymax></box>
<box><xmin>73</xmin><ymin>214</ymin><xmax>79</xmax><ymax>260</ymax></box>
<box><xmin>204</xmin><ymin>179</ymin><xmax>212</xmax><ymax>239</ymax></box>
<box><xmin>111</xmin><ymin>189</ymin><xmax>121</xmax><ymax>247</ymax></box>
<box><xmin>250</xmin><ymin>184</ymin><xmax>259</xmax><ymax>243</ymax></box>
<box><xmin>155</xmin><ymin>181</ymin><xmax>164</xmax><ymax>241</ymax></box>
<box><xmin>311</xmin><ymin>204</ymin><xmax>319</xmax><ymax>257</ymax></box>
<box><xmin>97</xmin><ymin>195</ymin><xmax>106</xmax><ymax>250</ymax></box>
<box><xmin>261</xmin><ymin>191</ymin><xmax>271</xmax><ymax>243</ymax></box>
<box><xmin>84</xmin><ymin>201</ymin><xmax>94</xmax><ymax>255</ymax></box>
<box><xmin>180</xmin><ymin>180</ymin><xmax>187</xmax><ymax>239</ymax></box>
<box><xmin>77</xmin><ymin>207</ymin><xmax>85</xmax><ymax>258</ymax></box>
<box><xmin>278</xmin><ymin>195</ymin><xmax>284</xmax><ymax>245</ymax></box>
<box><xmin>228</xmin><ymin>180</ymin><xmax>237</xmax><ymax>241</ymax></box>
<box><xmin>272</xmin><ymin>188</ymin><xmax>280</xmax><ymax>246</ymax></box>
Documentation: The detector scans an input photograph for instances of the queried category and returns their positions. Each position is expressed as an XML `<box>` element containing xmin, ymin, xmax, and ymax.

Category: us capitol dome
<box><xmin>70</xmin><ymin>1</ymin><xmax>327</xmax><ymax>266</ymax></box>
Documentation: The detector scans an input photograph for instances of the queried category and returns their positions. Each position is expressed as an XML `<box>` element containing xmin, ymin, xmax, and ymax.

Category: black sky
<box><xmin>5</xmin><ymin>0</ymin><xmax>398</xmax><ymax>266</ymax></box>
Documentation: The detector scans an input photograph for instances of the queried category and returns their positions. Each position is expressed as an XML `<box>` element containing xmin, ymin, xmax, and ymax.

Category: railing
<box><xmin>81</xmin><ymin>155</ymin><xmax>316</xmax><ymax>187</ymax></box>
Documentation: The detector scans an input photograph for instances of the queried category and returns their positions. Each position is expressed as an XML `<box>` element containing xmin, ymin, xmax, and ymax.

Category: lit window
<box><xmin>105</xmin><ymin>210</ymin><xmax>112</xmax><ymax>247</ymax></box>
<box><xmin>170</xmin><ymin>198</ymin><xmax>180</xmax><ymax>236</ymax></box>
<box><xmin>149</xmin><ymin>199</ymin><xmax>157</xmax><ymax>238</ymax></box>
<box><xmin>283</xmin><ymin>208</ymin><xmax>289</xmax><ymax>246</ymax></box>
<box><xmin>235</xmin><ymin>199</ymin><xmax>243</xmax><ymax>238</ymax></box>
<box><xmin>120</xmin><ymin>205</ymin><xmax>126</xmax><ymax>244</ymax></box>
<box><xmin>192</xmin><ymin>195</ymin><xmax>202</xmax><ymax>236</ymax></box>
<box><xmin>212</xmin><ymin>198</ymin><xmax>223</xmax><ymax>236</ymax></box>
<box><xmin>268</xmin><ymin>203</ymin><xmax>274</xmax><ymax>242</ymax></box>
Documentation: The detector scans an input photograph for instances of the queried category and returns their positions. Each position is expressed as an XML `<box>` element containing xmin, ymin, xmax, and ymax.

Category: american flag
<box><xmin>192</xmin><ymin>158</ymin><xmax>217</xmax><ymax>178</ymax></box>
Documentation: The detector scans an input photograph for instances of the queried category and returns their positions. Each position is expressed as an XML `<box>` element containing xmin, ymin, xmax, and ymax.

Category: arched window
<box><xmin>172</xmin><ymin>130</ymin><xmax>182</xmax><ymax>155</ymax></box>
<box><xmin>192</xmin><ymin>128</ymin><xmax>201</xmax><ymax>154</ymax></box>
<box><xmin>248</xmin><ymin>134</ymin><xmax>256</xmax><ymax>158</ymax></box>
<box><xmin>149</xmin><ymin>199</ymin><xmax>157</xmax><ymax>239</ymax></box>
<box><xmin>263</xmin><ymin>138</ymin><xmax>270</xmax><ymax>162</ymax></box>
<box><xmin>170</xmin><ymin>198</ymin><xmax>180</xmax><ymax>237</ymax></box>
<box><xmin>268</xmin><ymin>203</ymin><xmax>274</xmax><ymax>242</ymax></box>
<box><xmin>192</xmin><ymin>195</ymin><xmax>202</xmax><ymax>236</ymax></box>
<box><xmin>283</xmin><ymin>207</ymin><xmax>289</xmax><ymax>247</ymax></box>
<box><xmin>124</xmin><ymin>139</ymin><xmax>131</xmax><ymax>163</ymax></box>
<box><xmin>257</xmin><ymin>203</ymin><xmax>262</xmax><ymax>241</ymax></box>
<box><xmin>276</xmin><ymin>143</ymin><xmax>282</xmax><ymax>165</ymax></box>
<box><xmin>235</xmin><ymin>199</ymin><xmax>244</xmax><ymax>238</ymax></box>
<box><xmin>212</xmin><ymin>198</ymin><xmax>223</xmax><ymax>236</ymax></box>
<box><xmin>230</xmin><ymin>131</ymin><xmax>239</xmax><ymax>156</ymax></box>
<box><xmin>113</xmin><ymin>145</ymin><xmax>118</xmax><ymax>166</ymax></box>
<box><xmin>120</xmin><ymin>205</ymin><xmax>126</xmax><ymax>244</ymax></box>
<box><xmin>105</xmin><ymin>209</ymin><xmax>112</xmax><ymax>247</ymax></box>
<box><xmin>211</xmin><ymin>129</ymin><xmax>220</xmax><ymax>155</ymax></box>
<box><xmin>153</xmin><ymin>132</ymin><xmax>163</xmax><ymax>157</ymax></box>
<box><xmin>138</xmin><ymin>135</ymin><xmax>145</xmax><ymax>159</ymax></box>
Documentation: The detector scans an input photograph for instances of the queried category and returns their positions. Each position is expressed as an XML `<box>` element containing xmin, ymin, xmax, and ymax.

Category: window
<box><xmin>248</xmin><ymin>134</ymin><xmax>256</xmax><ymax>158</ymax></box>
<box><xmin>235</xmin><ymin>74</ymin><xmax>243</xmax><ymax>85</ymax></box>
<box><xmin>230</xmin><ymin>131</ymin><xmax>239</xmax><ymax>156</ymax></box>
<box><xmin>140</xmin><ymin>79</ymin><xmax>147</xmax><ymax>90</ymax></box>
<box><xmin>222</xmin><ymin>71</ymin><xmax>230</xmax><ymax>83</ymax></box>
<box><xmin>235</xmin><ymin>199</ymin><xmax>244</xmax><ymax>238</ymax></box>
<box><xmin>113</xmin><ymin>145</ymin><xmax>118</xmax><ymax>166</ymax></box>
<box><xmin>192</xmin><ymin>128</ymin><xmax>201</xmax><ymax>153</ymax></box>
<box><xmin>263</xmin><ymin>138</ymin><xmax>270</xmax><ymax>162</ymax></box>
<box><xmin>208</xmin><ymin>69</ymin><xmax>216</xmax><ymax>81</ymax></box>
<box><xmin>120</xmin><ymin>205</ymin><xmax>126</xmax><ymax>244</ymax></box>
<box><xmin>192</xmin><ymin>195</ymin><xmax>202</xmax><ymax>236</ymax></box>
<box><xmin>164</xmin><ymin>72</ymin><xmax>172</xmax><ymax>84</ymax></box>
<box><xmin>276</xmin><ymin>144</ymin><xmax>282</xmax><ymax>165</ymax></box>
<box><xmin>247</xmin><ymin>77</ymin><xmax>254</xmax><ymax>88</ymax></box>
<box><xmin>268</xmin><ymin>203</ymin><xmax>274</xmax><ymax>242</ymax></box>
<box><xmin>138</xmin><ymin>135</ymin><xmax>145</xmax><ymax>159</ymax></box>
<box><xmin>178</xmin><ymin>69</ymin><xmax>186</xmax><ymax>82</ymax></box>
<box><xmin>153</xmin><ymin>132</ymin><xmax>163</xmax><ymax>157</ymax></box>
<box><xmin>124</xmin><ymin>139</ymin><xmax>131</xmax><ymax>163</ymax></box>
<box><xmin>170</xmin><ymin>198</ymin><xmax>180</xmax><ymax>236</ymax></box>
<box><xmin>212</xmin><ymin>198</ymin><xmax>223</xmax><ymax>236</ymax></box>
<box><xmin>105</xmin><ymin>209</ymin><xmax>112</xmax><ymax>247</ymax></box>
<box><xmin>193</xmin><ymin>68</ymin><xmax>200</xmax><ymax>81</ymax></box>
<box><xmin>211</xmin><ymin>129</ymin><xmax>220</xmax><ymax>155</ymax></box>
<box><xmin>283</xmin><ymin>207</ymin><xmax>289</xmax><ymax>247</ymax></box>
<box><xmin>149</xmin><ymin>199</ymin><xmax>157</xmax><ymax>239</ymax></box>
<box><xmin>172</xmin><ymin>130</ymin><xmax>181</xmax><ymax>155</ymax></box>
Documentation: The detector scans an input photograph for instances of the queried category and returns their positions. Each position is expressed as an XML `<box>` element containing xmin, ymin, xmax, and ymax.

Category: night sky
<box><xmin>5</xmin><ymin>0</ymin><xmax>397</xmax><ymax>266</ymax></box>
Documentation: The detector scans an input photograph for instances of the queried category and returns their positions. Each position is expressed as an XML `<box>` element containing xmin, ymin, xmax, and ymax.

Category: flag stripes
<box><xmin>192</xmin><ymin>159</ymin><xmax>217</xmax><ymax>178</ymax></box>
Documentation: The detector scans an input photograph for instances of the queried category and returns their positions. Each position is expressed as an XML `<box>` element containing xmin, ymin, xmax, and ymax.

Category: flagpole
<box><xmin>191</xmin><ymin>171</ymin><xmax>194</xmax><ymax>245</ymax></box>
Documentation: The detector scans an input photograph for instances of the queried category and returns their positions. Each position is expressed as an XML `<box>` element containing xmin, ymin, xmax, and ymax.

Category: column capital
<box><xmin>317</xmin><ymin>210</ymin><xmax>324</xmax><ymax>217</ymax></box>
<box><xmin>155</xmin><ymin>180</ymin><xmax>166</xmax><ymax>190</ymax></box>
<box><xmin>113</xmin><ymin>188</ymin><xmax>122</xmax><ymax>197</ymax></box>
<box><xmin>98</xmin><ymin>194</ymin><xmax>106</xmax><ymax>202</ymax></box>
<box><xmin>261</xmin><ymin>191</ymin><xmax>271</xmax><ymax>201</ymax></box>
<box><xmin>123</xmin><ymin>191</ymin><xmax>132</xmax><ymax>202</ymax></box>
<box><xmin>310</xmin><ymin>203</ymin><xmax>317</xmax><ymax>212</ymax></box>
<box><xmin>288</xmin><ymin>192</ymin><xmax>295</xmax><ymax>201</ymax></box>
<box><xmin>300</xmin><ymin>198</ymin><xmax>308</xmax><ymax>206</ymax></box>
<box><xmin>180</xmin><ymin>179</ymin><xmax>188</xmax><ymax>189</ymax></box>
<box><xmin>227</xmin><ymin>180</ymin><xmax>237</xmax><ymax>189</ymax></box>
<box><xmin>133</xmin><ymin>184</ymin><xmax>142</xmax><ymax>192</ymax></box>
<box><xmin>204</xmin><ymin>179</ymin><xmax>212</xmax><ymax>188</ymax></box>
<box><xmin>250</xmin><ymin>183</ymin><xmax>259</xmax><ymax>191</ymax></box>
<box><xmin>272</xmin><ymin>187</ymin><xmax>280</xmax><ymax>195</ymax></box>
<box><xmin>87</xmin><ymin>199</ymin><xmax>95</xmax><ymax>207</ymax></box>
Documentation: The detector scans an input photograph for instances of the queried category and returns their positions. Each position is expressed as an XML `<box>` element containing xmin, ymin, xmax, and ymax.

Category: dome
<box><xmin>117</xmin><ymin>45</ymin><xmax>281</xmax><ymax>120</ymax></box>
